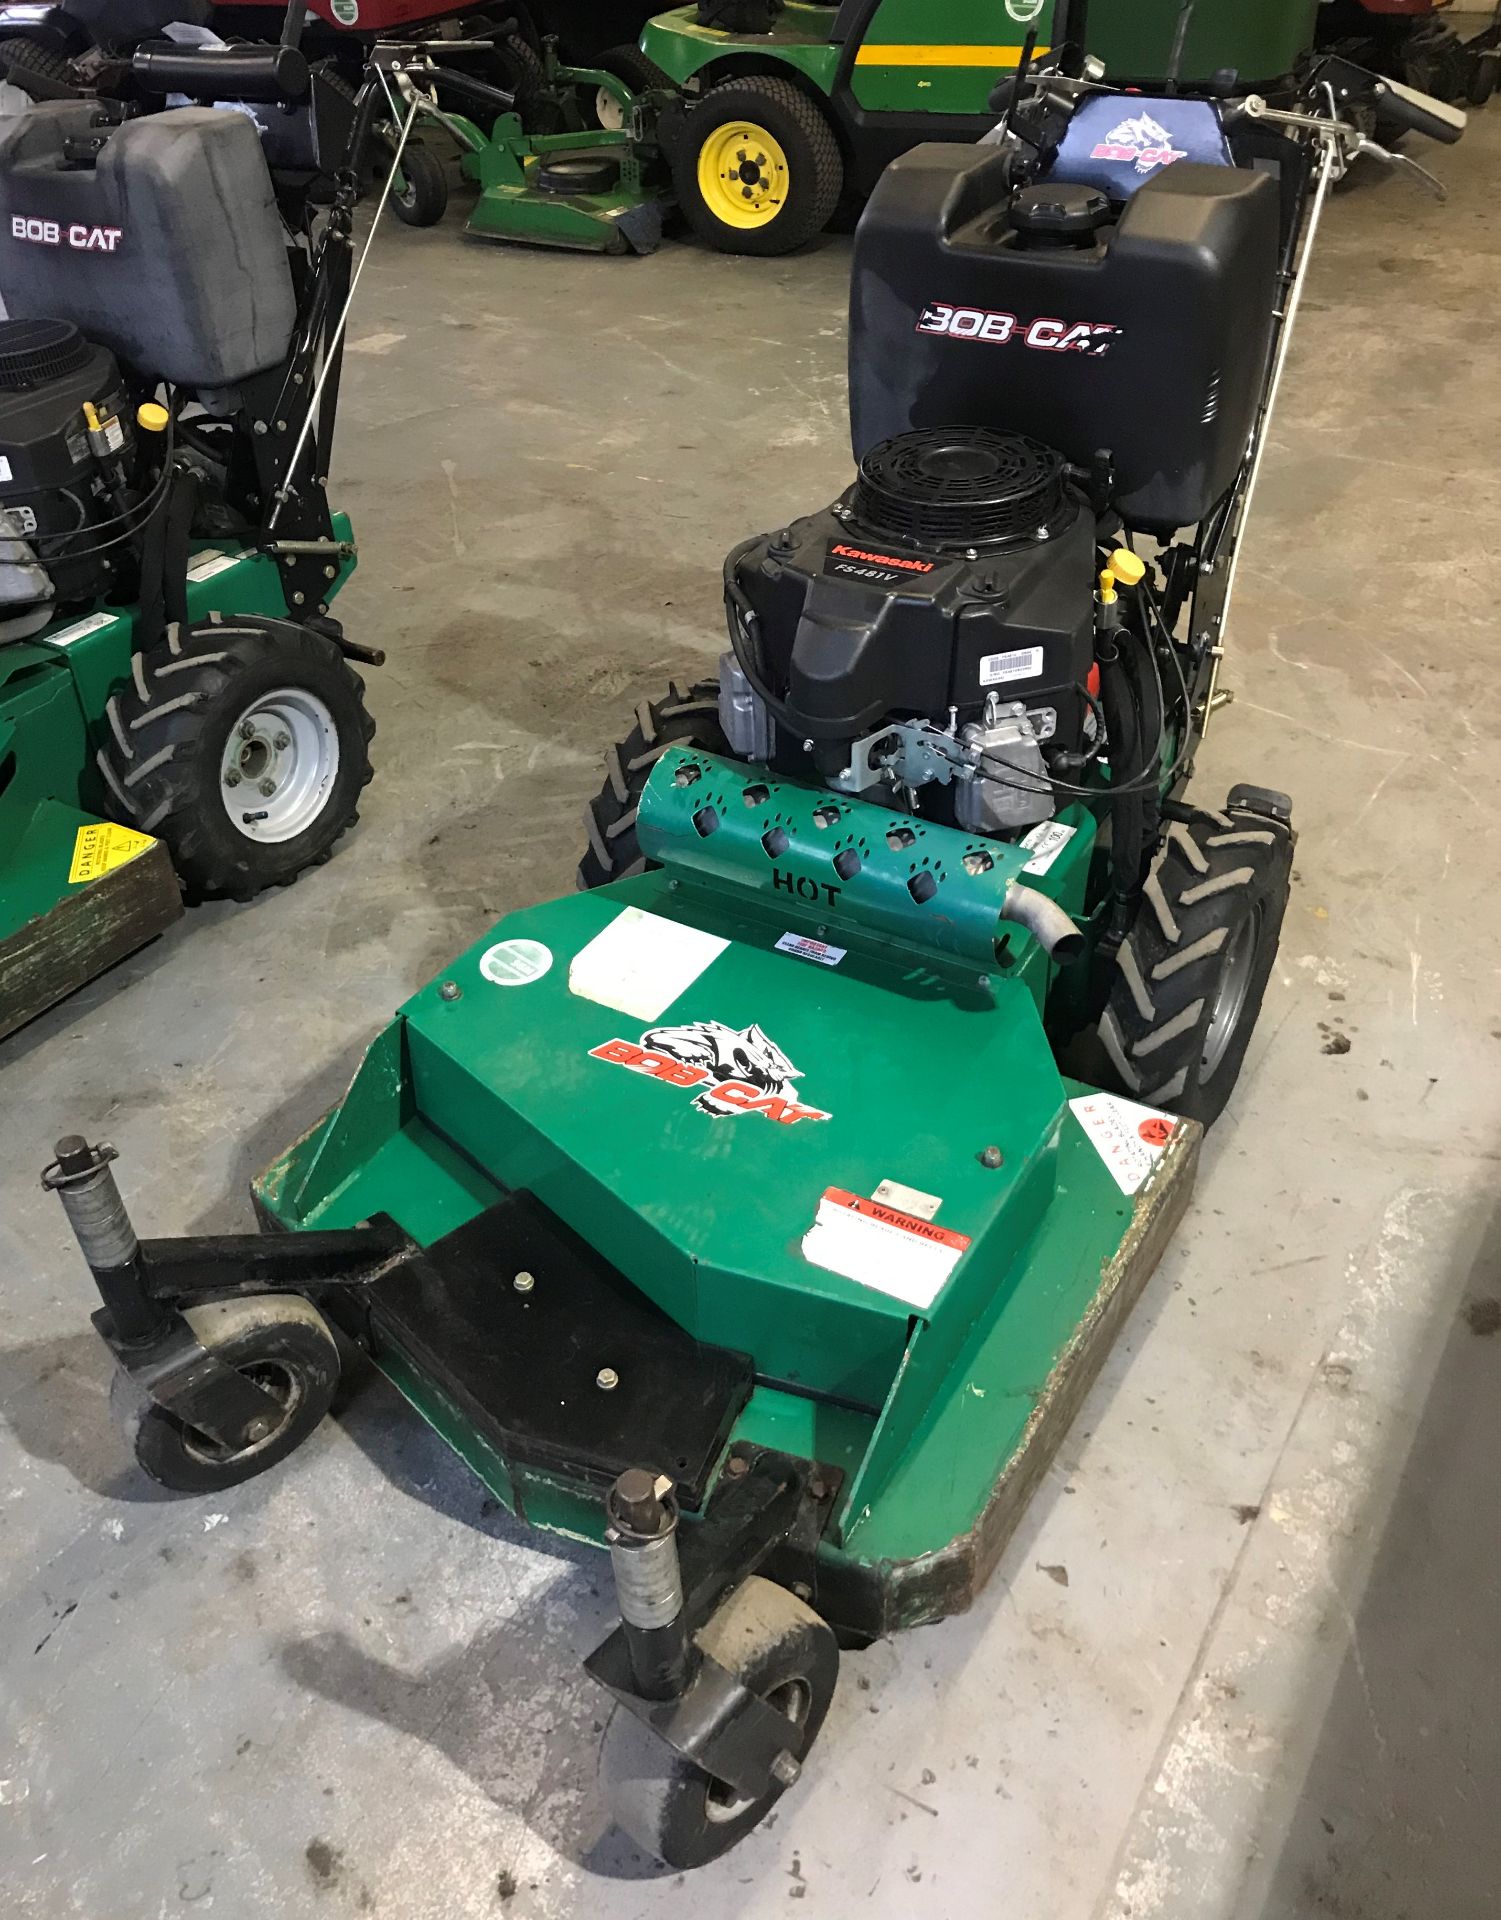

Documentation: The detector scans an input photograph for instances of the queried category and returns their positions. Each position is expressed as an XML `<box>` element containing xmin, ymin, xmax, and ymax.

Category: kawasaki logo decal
<box><xmin>588</xmin><ymin>1020</ymin><xmax>831</xmax><ymax>1126</ymax></box>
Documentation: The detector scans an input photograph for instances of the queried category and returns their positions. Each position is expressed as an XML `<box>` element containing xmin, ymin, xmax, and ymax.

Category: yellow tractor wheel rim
<box><xmin>697</xmin><ymin>120</ymin><xmax>790</xmax><ymax>229</ymax></box>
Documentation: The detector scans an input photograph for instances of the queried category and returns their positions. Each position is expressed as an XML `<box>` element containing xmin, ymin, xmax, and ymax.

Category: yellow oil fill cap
<box><xmin>137</xmin><ymin>402</ymin><xmax>169</xmax><ymax>432</ymax></box>
<box><xmin>1107</xmin><ymin>548</ymin><xmax>1146</xmax><ymax>588</ymax></box>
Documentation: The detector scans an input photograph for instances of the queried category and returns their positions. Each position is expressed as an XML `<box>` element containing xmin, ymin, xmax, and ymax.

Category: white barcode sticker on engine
<box><xmin>980</xmin><ymin>646</ymin><xmax>1044</xmax><ymax>687</ymax></box>
<box><xmin>1021</xmin><ymin>820</ymin><xmax>1076</xmax><ymax>876</ymax></box>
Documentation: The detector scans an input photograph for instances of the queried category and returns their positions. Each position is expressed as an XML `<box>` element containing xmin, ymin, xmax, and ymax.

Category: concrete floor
<box><xmin>3</xmin><ymin>100</ymin><xmax>1501</xmax><ymax>1920</ymax></box>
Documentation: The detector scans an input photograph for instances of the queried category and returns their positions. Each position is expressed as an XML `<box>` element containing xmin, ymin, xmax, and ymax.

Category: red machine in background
<box><xmin>1319</xmin><ymin>0</ymin><xmax>1499</xmax><ymax>105</ymax></box>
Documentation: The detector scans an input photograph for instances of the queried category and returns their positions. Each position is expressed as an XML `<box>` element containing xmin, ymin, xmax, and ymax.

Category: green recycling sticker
<box><xmin>330</xmin><ymin>0</ymin><xmax>359</xmax><ymax>23</ymax></box>
<box><xmin>1006</xmin><ymin>0</ymin><xmax>1046</xmax><ymax>20</ymax></box>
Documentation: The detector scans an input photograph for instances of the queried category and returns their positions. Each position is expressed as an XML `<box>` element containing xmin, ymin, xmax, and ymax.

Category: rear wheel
<box><xmin>98</xmin><ymin>614</ymin><xmax>374</xmax><ymax>903</ymax></box>
<box><xmin>600</xmin><ymin>1576</ymin><xmax>838</xmax><ymax>1867</ymax></box>
<box><xmin>673</xmin><ymin>75</ymin><xmax>843</xmax><ymax>256</ymax></box>
<box><xmin>579</xmin><ymin>680</ymin><xmax>728</xmax><ymax>888</ymax></box>
<box><xmin>1</xmin><ymin>37</ymin><xmax>73</xmax><ymax>95</ymax></box>
<box><xmin>389</xmin><ymin>142</ymin><xmax>448</xmax><ymax>227</ymax></box>
<box><xmin>1098</xmin><ymin>795</ymin><xmax>1293</xmax><ymax>1127</ymax></box>
<box><xmin>1469</xmin><ymin>53</ymin><xmax>1497</xmax><ymax>107</ymax></box>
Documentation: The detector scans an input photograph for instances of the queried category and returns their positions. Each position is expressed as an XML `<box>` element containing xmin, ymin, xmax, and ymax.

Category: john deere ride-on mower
<box><xmin>0</xmin><ymin>12</ymin><xmax>403</xmax><ymax>1042</ymax></box>
<box><xmin>643</xmin><ymin>0</ymin><xmax>1321</xmax><ymax>251</ymax></box>
<box><xmin>45</xmin><ymin>21</ymin><xmax>1463</xmax><ymax>1870</ymax></box>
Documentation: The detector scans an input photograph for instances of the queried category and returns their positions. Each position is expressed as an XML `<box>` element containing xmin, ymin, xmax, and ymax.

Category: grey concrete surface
<box><xmin>2</xmin><ymin>98</ymin><xmax>1500</xmax><ymax>1920</ymax></box>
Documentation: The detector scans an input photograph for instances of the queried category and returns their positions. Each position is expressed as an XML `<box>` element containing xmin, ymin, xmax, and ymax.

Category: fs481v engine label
<box><xmin>10</xmin><ymin>215</ymin><xmax>123</xmax><ymax>252</ymax></box>
<box><xmin>917</xmin><ymin>305</ymin><xmax>1122</xmax><ymax>358</ymax></box>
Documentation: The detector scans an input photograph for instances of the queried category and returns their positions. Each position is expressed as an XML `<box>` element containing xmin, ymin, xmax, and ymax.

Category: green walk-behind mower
<box><xmin>0</xmin><ymin>13</ymin><xmax>418</xmax><ymax>1042</ymax></box>
<box><xmin>44</xmin><ymin>40</ymin><xmax>1463</xmax><ymax>1870</ymax></box>
<box><xmin>642</xmin><ymin>0</ymin><xmax>1322</xmax><ymax>252</ymax></box>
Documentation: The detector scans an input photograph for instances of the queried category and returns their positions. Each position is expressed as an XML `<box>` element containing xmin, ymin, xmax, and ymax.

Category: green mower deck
<box><xmin>253</xmin><ymin>750</ymin><xmax>1198</xmax><ymax>1635</ymax></box>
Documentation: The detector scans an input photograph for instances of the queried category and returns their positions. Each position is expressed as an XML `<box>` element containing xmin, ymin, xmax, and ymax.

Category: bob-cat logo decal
<box><xmin>1091</xmin><ymin>111</ymin><xmax>1188</xmax><ymax>175</ymax></box>
<box><xmin>917</xmin><ymin>304</ymin><xmax>1123</xmax><ymax>357</ymax></box>
<box><xmin>588</xmin><ymin>1020</ymin><xmax>831</xmax><ymax>1126</ymax></box>
<box><xmin>10</xmin><ymin>215</ymin><xmax>123</xmax><ymax>251</ymax></box>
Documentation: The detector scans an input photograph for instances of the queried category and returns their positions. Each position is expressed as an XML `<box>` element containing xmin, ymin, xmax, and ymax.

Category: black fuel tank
<box><xmin>849</xmin><ymin>146</ymin><xmax>1281</xmax><ymax>534</ymax></box>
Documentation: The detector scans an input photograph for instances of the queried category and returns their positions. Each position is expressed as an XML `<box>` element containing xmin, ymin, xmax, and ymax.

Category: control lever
<box><xmin>1353</xmin><ymin>135</ymin><xmax>1447</xmax><ymax>200</ymax></box>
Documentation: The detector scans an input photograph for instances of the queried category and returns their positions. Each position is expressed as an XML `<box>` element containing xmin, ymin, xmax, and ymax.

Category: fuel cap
<box><xmin>1009</xmin><ymin>182</ymin><xmax>1113</xmax><ymax>238</ymax></box>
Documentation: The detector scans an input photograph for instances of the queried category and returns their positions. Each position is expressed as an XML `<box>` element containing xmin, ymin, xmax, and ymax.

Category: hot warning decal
<box><xmin>588</xmin><ymin>1021</ymin><xmax>830</xmax><ymax>1127</ymax></box>
<box><xmin>803</xmin><ymin>1187</ymin><xmax>971</xmax><ymax>1310</ymax></box>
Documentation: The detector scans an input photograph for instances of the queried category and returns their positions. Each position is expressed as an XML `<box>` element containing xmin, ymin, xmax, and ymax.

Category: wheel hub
<box><xmin>698</xmin><ymin>120</ymin><xmax>789</xmax><ymax>228</ymax></box>
<box><xmin>220</xmin><ymin>686</ymin><xmax>341</xmax><ymax>844</ymax></box>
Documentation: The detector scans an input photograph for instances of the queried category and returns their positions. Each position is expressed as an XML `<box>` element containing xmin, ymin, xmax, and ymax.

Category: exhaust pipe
<box><xmin>1001</xmin><ymin>882</ymin><xmax>1084</xmax><ymax>962</ymax></box>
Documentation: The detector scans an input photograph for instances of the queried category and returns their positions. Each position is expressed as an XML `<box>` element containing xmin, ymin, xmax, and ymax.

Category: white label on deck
<box><xmin>568</xmin><ymin>907</ymin><xmax>728</xmax><ymax>1023</ymax></box>
<box><xmin>1070</xmin><ymin>1092</ymin><xmax>1177</xmax><ymax>1196</ymax></box>
<box><xmin>775</xmin><ymin>931</ymin><xmax>847</xmax><ymax>968</ymax></box>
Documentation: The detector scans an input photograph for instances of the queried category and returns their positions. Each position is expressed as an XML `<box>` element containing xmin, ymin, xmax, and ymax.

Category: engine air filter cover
<box><xmin>0</xmin><ymin>317</ymin><xmax>93</xmax><ymax>391</ymax></box>
<box><xmin>851</xmin><ymin>427</ymin><xmax>1073</xmax><ymax>553</ymax></box>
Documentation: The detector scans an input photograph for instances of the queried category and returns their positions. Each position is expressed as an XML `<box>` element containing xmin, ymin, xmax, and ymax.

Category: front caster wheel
<box><xmin>600</xmin><ymin>1575</ymin><xmax>839</xmax><ymax>1868</ymax></box>
<box><xmin>110</xmin><ymin>1294</ymin><xmax>340</xmax><ymax>1494</ymax></box>
<box><xmin>1099</xmin><ymin>796</ymin><xmax>1293</xmax><ymax>1128</ymax></box>
<box><xmin>389</xmin><ymin>141</ymin><xmax>449</xmax><ymax>227</ymax></box>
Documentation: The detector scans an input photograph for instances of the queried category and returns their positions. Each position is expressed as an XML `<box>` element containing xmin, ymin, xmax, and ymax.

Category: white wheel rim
<box><xmin>220</xmin><ymin>686</ymin><xmax>340</xmax><ymax>844</ymax></box>
<box><xmin>596</xmin><ymin>84</ymin><xmax>627</xmax><ymax>132</ymax></box>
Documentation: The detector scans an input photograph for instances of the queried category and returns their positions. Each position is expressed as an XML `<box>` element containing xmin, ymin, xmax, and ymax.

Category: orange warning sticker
<box><xmin>1137</xmin><ymin>1116</ymin><xmax>1174</xmax><ymax>1147</ymax></box>
<box><xmin>802</xmin><ymin>1186</ymin><xmax>972</xmax><ymax>1310</ymax></box>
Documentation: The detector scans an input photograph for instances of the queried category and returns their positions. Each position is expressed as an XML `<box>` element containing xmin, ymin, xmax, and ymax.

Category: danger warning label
<box><xmin>802</xmin><ymin>1186</ymin><xmax>971</xmax><ymax>1310</ymax></box>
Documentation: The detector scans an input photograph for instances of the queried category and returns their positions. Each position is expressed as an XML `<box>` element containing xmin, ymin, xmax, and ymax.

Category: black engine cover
<box><xmin>732</xmin><ymin>428</ymin><xmax>1098</xmax><ymax>760</ymax></box>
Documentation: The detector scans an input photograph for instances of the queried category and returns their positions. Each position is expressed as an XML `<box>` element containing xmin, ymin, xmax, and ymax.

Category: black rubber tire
<box><xmin>600</xmin><ymin>1575</ymin><xmax>838</xmax><ymax>1867</ymax></box>
<box><xmin>97</xmin><ymin>614</ymin><xmax>375</xmax><ymax>904</ymax></box>
<box><xmin>673</xmin><ymin>74</ymin><xmax>843</xmax><ymax>256</ymax></box>
<box><xmin>1469</xmin><ymin>56</ymin><xmax>1497</xmax><ymax>108</ymax></box>
<box><xmin>579</xmin><ymin>680</ymin><xmax>728</xmax><ymax>889</ymax></box>
<box><xmin>389</xmin><ymin>141</ymin><xmax>448</xmax><ymax>227</ymax></box>
<box><xmin>1</xmin><ymin>36</ymin><xmax>72</xmax><ymax>89</ymax></box>
<box><xmin>585</xmin><ymin>44</ymin><xmax>672</xmax><ymax>128</ymax></box>
<box><xmin>111</xmin><ymin>1296</ymin><xmax>340</xmax><ymax>1495</ymax></box>
<box><xmin>492</xmin><ymin>29</ymin><xmax>566</xmax><ymax>134</ymax></box>
<box><xmin>1097</xmin><ymin>799</ymin><xmax>1294</xmax><ymax>1128</ymax></box>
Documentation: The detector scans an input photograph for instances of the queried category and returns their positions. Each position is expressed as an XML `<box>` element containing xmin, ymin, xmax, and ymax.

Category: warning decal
<box><xmin>802</xmin><ymin>1186</ymin><xmax>971</xmax><ymax>1310</ymax></box>
<box><xmin>1069</xmin><ymin>1092</ymin><xmax>1178</xmax><ymax>1195</ymax></box>
<box><xmin>68</xmin><ymin>822</ymin><xmax>156</xmax><ymax>886</ymax></box>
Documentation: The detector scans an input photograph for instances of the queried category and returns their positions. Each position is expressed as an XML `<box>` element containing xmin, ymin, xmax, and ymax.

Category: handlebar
<box><xmin>1370</xmin><ymin>73</ymin><xmax>1466</xmax><ymax>145</ymax></box>
<box><xmin>131</xmin><ymin>43</ymin><xmax>311</xmax><ymax>104</ymax></box>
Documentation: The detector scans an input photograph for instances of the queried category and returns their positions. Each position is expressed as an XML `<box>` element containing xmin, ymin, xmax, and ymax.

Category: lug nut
<box><xmin>273</xmin><ymin>731</ymin><xmax>290</xmax><ymax>751</ymax></box>
<box><xmin>225</xmin><ymin>770</ymin><xmax>241</xmax><ymax>788</ymax></box>
<box><xmin>258</xmin><ymin>778</ymin><xmax>276</xmax><ymax>797</ymax></box>
<box><xmin>513</xmin><ymin>1270</ymin><xmax>535</xmax><ymax>1293</ymax></box>
<box><xmin>239</xmin><ymin>720</ymin><xmax>256</xmax><ymax>741</ymax></box>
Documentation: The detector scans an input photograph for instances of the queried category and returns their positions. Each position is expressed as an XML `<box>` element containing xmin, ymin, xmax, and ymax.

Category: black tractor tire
<box><xmin>389</xmin><ymin>141</ymin><xmax>449</xmax><ymax>226</ymax></box>
<box><xmin>1469</xmin><ymin>54</ymin><xmax>1497</xmax><ymax>108</ymax></box>
<box><xmin>586</xmin><ymin>43</ymin><xmax>672</xmax><ymax>129</ymax></box>
<box><xmin>1098</xmin><ymin>797</ymin><xmax>1294</xmax><ymax>1128</ymax></box>
<box><xmin>97</xmin><ymin>614</ymin><xmax>375</xmax><ymax>904</ymax></box>
<box><xmin>673</xmin><ymin>74</ymin><xmax>843</xmax><ymax>256</ymax></box>
<box><xmin>579</xmin><ymin>680</ymin><xmax>728</xmax><ymax>889</ymax></box>
<box><xmin>1</xmin><ymin>36</ymin><xmax>72</xmax><ymax>91</ymax></box>
<box><xmin>111</xmin><ymin>1295</ymin><xmax>340</xmax><ymax>1495</ymax></box>
<box><xmin>600</xmin><ymin>1575</ymin><xmax>838</xmax><ymax>1867</ymax></box>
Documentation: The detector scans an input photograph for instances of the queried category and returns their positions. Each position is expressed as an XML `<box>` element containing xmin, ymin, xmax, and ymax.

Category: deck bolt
<box><xmin>976</xmin><ymin>973</ymin><xmax>991</xmax><ymax>989</ymax></box>
<box><xmin>725</xmin><ymin>1454</ymin><xmax>749</xmax><ymax>1478</ymax></box>
<box><xmin>439</xmin><ymin>979</ymin><xmax>462</xmax><ymax>1002</ymax></box>
<box><xmin>979</xmin><ymin>1145</ymin><xmax>1004</xmax><ymax>1170</ymax></box>
<box><xmin>258</xmin><ymin>778</ymin><xmax>276</xmax><ymax>797</ymax></box>
<box><xmin>324</xmin><ymin>565</ymin><xmax>337</xmax><ymax>579</ymax></box>
<box><xmin>808</xmin><ymin>1475</ymin><xmax>827</xmax><ymax>1501</ymax></box>
<box><xmin>513</xmin><ymin>1271</ymin><xmax>535</xmax><ymax>1293</ymax></box>
<box><xmin>596</xmin><ymin>1366</ymin><xmax>620</xmax><ymax>1392</ymax></box>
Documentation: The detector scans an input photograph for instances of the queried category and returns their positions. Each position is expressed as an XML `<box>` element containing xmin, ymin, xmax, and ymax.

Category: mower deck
<box><xmin>255</xmin><ymin>754</ymin><xmax>1200</xmax><ymax>1636</ymax></box>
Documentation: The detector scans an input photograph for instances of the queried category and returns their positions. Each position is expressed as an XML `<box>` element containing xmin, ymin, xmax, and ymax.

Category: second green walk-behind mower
<box><xmin>45</xmin><ymin>35</ymin><xmax>1463</xmax><ymax>1873</ymax></box>
<box><xmin>0</xmin><ymin>12</ymin><xmax>428</xmax><ymax>1040</ymax></box>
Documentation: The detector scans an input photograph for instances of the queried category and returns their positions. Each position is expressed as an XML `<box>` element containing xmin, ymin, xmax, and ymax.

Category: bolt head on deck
<box><xmin>596</xmin><ymin>1366</ymin><xmax>620</xmax><ymax>1391</ymax></box>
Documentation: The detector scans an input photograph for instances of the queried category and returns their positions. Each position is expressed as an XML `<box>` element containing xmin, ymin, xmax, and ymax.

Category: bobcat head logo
<box><xmin>640</xmin><ymin>1020</ymin><xmax>802</xmax><ymax>1118</ymax></box>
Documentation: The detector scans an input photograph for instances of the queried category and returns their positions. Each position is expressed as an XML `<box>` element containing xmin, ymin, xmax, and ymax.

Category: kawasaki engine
<box><xmin>721</xmin><ymin>424</ymin><xmax>1101</xmax><ymax>838</ymax></box>
<box><xmin>0</xmin><ymin>317</ymin><xmax>140</xmax><ymax>639</ymax></box>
